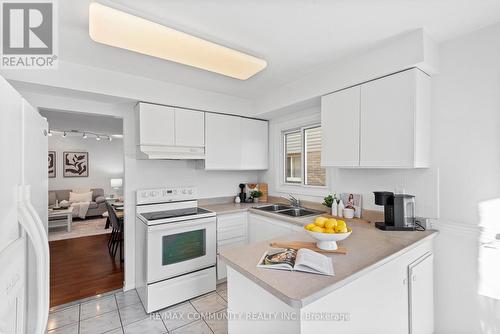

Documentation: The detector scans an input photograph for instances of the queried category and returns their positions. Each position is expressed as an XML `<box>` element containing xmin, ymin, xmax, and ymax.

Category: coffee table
<box><xmin>49</xmin><ymin>208</ymin><xmax>74</xmax><ymax>232</ymax></box>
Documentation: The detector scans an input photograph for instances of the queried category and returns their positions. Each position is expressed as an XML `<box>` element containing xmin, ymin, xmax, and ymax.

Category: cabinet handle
<box><xmin>412</xmin><ymin>275</ymin><xmax>417</xmax><ymax>282</ymax></box>
<box><xmin>403</xmin><ymin>278</ymin><xmax>407</xmax><ymax>285</ymax></box>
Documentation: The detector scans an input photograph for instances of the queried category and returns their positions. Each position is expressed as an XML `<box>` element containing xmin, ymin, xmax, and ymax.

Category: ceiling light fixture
<box><xmin>62</xmin><ymin>131</ymin><xmax>67</xmax><ymax>138</ymax></box>
<box><xmin>82</xmin><ymin>133</ymin><xmax>88</xmax><ymax>139</ymax></box>
<box><xmin>48</xmin><ymin>130</ymin><xmax>53</xmax><ymax>136</ymax></box>
<box><xmin>108</xmin><ymin>136</ymin><xmax>112</xmax><ymax>141</ymax></box>
<box><xmin>96</xmin><ymin>136</ymin><xmax>101</xmax><ymax>141</ymax></box>
<box><xmin>88</xmin><ymin>3</ymin><xmax>267</xmax><ymax>80</ymax></box>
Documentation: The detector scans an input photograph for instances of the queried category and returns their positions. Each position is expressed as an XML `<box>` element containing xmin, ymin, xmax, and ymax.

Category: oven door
<box><xmin>147</xmin><ymin>216</ymin><xmax>216</xmax><ymax>283</ymax></box>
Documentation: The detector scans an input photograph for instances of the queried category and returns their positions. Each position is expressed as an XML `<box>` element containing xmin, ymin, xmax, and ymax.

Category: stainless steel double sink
<box><xmin>255</xmin><ymin>204</ymin><xmax>322</xmax><ymax>217</ymax></box>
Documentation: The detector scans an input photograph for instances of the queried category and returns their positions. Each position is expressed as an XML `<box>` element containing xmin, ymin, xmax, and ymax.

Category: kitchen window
<box><xmin>283</xmin><ymin>125</ymin><xmax>326</xmax><ymax>187</ymax></box>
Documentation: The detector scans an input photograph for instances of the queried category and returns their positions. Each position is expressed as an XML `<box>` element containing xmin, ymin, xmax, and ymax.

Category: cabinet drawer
<box><xmin>217</xmin><ymin>212</ymin><xmax>247</xmax><ymax>228</ymax></box>
<box><xmin>217</xmin><ymin>213</ymin><xmax>247</xmax><ymax>241</ymax></box>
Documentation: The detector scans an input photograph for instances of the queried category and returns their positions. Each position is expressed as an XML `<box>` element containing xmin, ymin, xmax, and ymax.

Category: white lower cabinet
<box><xmin>216</xmin><ymin>212</ymin><xmax>248</xmax><ymax>280</ymax></box>
<box><xmin>409</xmin><ymin>253</ymin><xmax>434</xmax><ymax>334</ymax></box>
<box><xmin>228</xmin><ymin>239</ymin><xmax>434</xmax><ymax>334</ymax></box>
<box><xmin>247</xmin><ymin>213</ymin><xmax>297</xmax><ymax>244</ymax></box>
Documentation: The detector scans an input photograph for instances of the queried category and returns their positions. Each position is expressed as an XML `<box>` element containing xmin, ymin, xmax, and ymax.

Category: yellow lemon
<box><xmin>336</xmin><ymin>220</ymin><xmax>347</xmax><ymax>228</ymax></box>
<box><xmin>335</xmin><ymin>225</ymin><xmax>348</xmax><ymax>233</ymax></box>
<box><xmin>305</xmin><ymin>223</ymin><xmax>315</xmax><ymax>231</ymax></box>
<box><xmin>325</xmin><ymin>219</ymin><xmax>337</xmax><ymax>229</ymax></box>
<box><xmin>314</xmin><ymin>216</ymin><xmax>328</xmax><ymax>227</ymax></box>
<box><xmin>311</xmin><ymin>226</ymin><xmax>324</xmax><ymax>233</ymax></box>
<box><xmin>324</xmin><ymin>228</ymin><xmax>335</xmax><ymax>234</ymax></box>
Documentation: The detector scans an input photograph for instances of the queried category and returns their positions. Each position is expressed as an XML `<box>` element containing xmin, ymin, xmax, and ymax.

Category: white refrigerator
<box><xmin>0</xmin><ymin>76</ymin><xmax>50</xmax><ymax>334</ymax></box>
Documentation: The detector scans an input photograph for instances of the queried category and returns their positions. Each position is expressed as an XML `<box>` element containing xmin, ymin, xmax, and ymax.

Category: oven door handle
<box><xmin>147</xmin><ymin>217</ymin><xmax>216</xmax><ymax>232</ymax></box>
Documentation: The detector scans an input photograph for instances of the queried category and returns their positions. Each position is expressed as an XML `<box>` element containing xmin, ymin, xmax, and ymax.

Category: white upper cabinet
<box><xmin>321</xmin><ymin>68</ymin><xmax>431</xmax><ymax>168</ymax></box>
<box><xmin>205</xmin><ymin>113</ymin><xmax>268</xmax><ymax>170</ymax></box>
<box><xmin>175</xmin><ymin>108</ymin><xmax>205</xmax><ymax>147</ymax></box>
<box><xmin>137</xmin><ymin>103</ymin><xmax>175</xmax><ymax>146</ymax></box>
<box><xmin>205</xmin><ymin>113</ymin><xmax>242</xmax><ymax>170</ymax></box>
<box><xmin>321</xmin><ymin>86</ymin><xmax>360</xmax><ymax>167</ymax></box>
<box><xmin>135</xmin><ymin>102</ymin><xmax>205</xmax><ymax>159</ymax></box>
<box><xmin>240</xmin><ymin>118</ymin><xmax>268</xmax><ymax>170</ymax></box>
<box><xmin>360</xmin><ymin>69</ymin><xmax>430</xmax><ymax>167</ymax></box>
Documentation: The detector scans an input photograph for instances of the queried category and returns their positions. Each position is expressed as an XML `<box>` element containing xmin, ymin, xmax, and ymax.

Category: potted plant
<box><xmin>250</xmin><ymin>190</ymin><xmax>263</xmax><ymax>203</ymax></box>
<box><xmin>323</xmin><ymin>195</ymin><xmax>333</xmax><ymax>209</ymax></box>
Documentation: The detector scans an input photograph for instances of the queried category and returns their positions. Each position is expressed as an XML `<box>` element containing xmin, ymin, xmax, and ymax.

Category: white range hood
<box><xmin>137</xmin><ymin>145</ymin><xmax>205</xmax><ymax>160</ymax></box>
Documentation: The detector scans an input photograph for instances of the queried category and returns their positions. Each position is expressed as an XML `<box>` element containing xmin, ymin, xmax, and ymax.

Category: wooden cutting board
<box><xmin>269</xmin><ymin>241</ymin><xmax>347</xmax><ymax>254</ymax></box>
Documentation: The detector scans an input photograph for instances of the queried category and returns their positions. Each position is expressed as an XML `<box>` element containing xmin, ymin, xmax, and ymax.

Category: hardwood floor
<box><xmin>49</xmin><ymin>234</ymin><xmax>124</xmax><ymax>307</ymax></box>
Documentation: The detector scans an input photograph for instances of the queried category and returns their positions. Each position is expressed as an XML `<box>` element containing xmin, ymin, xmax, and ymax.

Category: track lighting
<box><xmin>49</xmin><ymin>129</ymin><xmax>121</xmax><ymax>142</ymax></box>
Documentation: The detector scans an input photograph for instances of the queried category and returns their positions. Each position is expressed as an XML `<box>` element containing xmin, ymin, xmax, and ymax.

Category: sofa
<box><xmin>49</xmin><ymin>188</ymin><xmax>107</xmax><ymax>218</ymax></box>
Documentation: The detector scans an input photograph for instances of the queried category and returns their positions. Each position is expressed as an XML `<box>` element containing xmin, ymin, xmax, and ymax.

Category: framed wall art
<box><xmin>63</xmin><ymin>152</ymin><xmax>89</xmax><ymax>177</ymax></box>
<box><xmin>48</xmin><ymin>151</ymin><xmax>56</xmax><ymax>178</ymax></box>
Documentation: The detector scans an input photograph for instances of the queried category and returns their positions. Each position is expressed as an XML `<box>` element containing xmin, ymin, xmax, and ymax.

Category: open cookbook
<box><xmin>257</xmin><ymin>248</ymin><xmax>334</xmax><ymax>276</ymax></box>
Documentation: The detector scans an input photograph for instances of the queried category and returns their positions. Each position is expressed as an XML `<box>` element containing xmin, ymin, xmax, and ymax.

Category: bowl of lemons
<box><xmin>304</xmin><ymin>216</ymin><xmax>352</xmax><ymax>250</ymax></box>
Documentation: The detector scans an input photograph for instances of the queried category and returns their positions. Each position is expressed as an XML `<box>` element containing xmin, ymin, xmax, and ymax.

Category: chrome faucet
<box><xmin>282</xmin><ymin>194</ymin><xmax>300</xmax><ymax>208</ymax></box>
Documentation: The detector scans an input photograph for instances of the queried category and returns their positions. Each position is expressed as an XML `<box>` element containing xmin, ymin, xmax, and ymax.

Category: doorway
<box><xmin>40</xmin><ymin>109</ymin><xmax>125</xmax><ymax>307</ymax></box>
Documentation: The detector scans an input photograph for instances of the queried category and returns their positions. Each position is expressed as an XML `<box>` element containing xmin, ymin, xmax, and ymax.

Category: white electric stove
<box><xmin>135</xmin><ymin>187</ymin><xmax>216</xmax><ymax>313</ymax></box>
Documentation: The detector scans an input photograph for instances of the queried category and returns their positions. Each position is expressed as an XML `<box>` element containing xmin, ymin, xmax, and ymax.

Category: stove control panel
<box><xmin>136</xmin><ymin>187</ymin><xmax>197</xmax><ymax>205</ymax></box>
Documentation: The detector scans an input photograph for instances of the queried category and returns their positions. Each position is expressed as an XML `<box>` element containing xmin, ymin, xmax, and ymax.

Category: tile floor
<box><xmin>47</xmin><ymin>282</ymin><xmax>228</xmax><ymax>334</ymax></box>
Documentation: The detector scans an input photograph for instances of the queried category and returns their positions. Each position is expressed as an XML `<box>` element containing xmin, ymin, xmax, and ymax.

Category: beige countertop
<box><xmin>200</xmin><ymin>202</ymin><xmax>261</xmax><ymax>214</ymax></box>
<box><xmin>220</xmin><ymin>220</ymin><xmax>437</xmax><ymax>308</ymax></box>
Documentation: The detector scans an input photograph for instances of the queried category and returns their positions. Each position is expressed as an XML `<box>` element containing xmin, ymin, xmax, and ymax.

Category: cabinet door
<box><xmin>138</xmin><ymin>103</ymin><xmax>175</xmax><ymax>146</ymax></box>
<box><xmin>409</xmin><ymin>253</ymin><xmax>434</xmax><ymax>334</ymax></box>
<box><xmin>217</xmin><ymin>236</ymin><xmax>247</xmax><ymax>280</ymax></box>
<box><xmin>205</xmin><ymin>113</ymin><xmax>242</xmax><ymax>170</ymax></box>
<box><xmin>248</xmin><ymin>214</ymin><xmax>292</xmax><ymax>243</ymax></box>
<box><xmin>217</xmin><ymin>212</ymin><xmax>247</xmax><ymax>242</ymax></box>
<box><xmin>321</xmin><ymin>86</ymin><xmax>360</xmax><ymax>167</ymax></box>
<box><xmin>360</xmin><ymin>69</ymin><xmax>415</xmax><ymax>167</ymax></box>
<box><xmin>175</xmin><ymin>108</ymin><xmax>205</xmax><ymax>147</ymax></box>
<box><xmin>240</xmin><ymin>118</ymin><xmax>268</xmax><ymax>170</ymax></box>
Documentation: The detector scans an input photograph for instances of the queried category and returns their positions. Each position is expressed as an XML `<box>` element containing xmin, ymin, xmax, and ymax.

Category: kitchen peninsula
<box><xmin>220</xmin><ymin>215</ymin><xmax>437</xmax><ymax>334</ymax></box>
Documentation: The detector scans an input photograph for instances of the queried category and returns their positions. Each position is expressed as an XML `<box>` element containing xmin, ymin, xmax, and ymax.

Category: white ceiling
<box><xmin>59</xmin><ymin>0</ymin><xmax>500</xmax><ymax>99</ymax></box>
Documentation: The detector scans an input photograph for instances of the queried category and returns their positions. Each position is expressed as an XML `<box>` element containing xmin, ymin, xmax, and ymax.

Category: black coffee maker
<box><xmin>373</xmin><ymin>191</ymin><xmax>416</xmax><ymax>231</ymax></box>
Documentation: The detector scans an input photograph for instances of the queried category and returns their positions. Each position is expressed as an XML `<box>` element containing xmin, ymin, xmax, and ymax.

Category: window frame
<box><xmin>282</xmin><ymin>123</ymin><xmax>327</xmax><ymax>189</ymax></box>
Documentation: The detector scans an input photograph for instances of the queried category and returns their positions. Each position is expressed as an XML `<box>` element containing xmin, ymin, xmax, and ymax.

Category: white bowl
<box><xmin>305</xmin><ymin>227</ymin><xmax>352</xmax><ymax>250</ymax></box>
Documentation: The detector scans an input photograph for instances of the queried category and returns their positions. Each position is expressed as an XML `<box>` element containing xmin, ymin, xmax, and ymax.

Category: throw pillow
<box><xmin>69</xmin><ymin>191</ymin><xmax>92</xmax><ymax>203</ymax></box>
<box><xmin>72</xmin><ymin>188</ymin><xmax>91</xmax><ymax>194</ymax></box>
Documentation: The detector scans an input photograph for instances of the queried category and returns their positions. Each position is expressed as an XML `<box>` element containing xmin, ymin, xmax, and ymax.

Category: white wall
<box><xmin>47</xmin><ymin>135</ymin><xmax>124</xmax><ymax>195</ymax></box>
